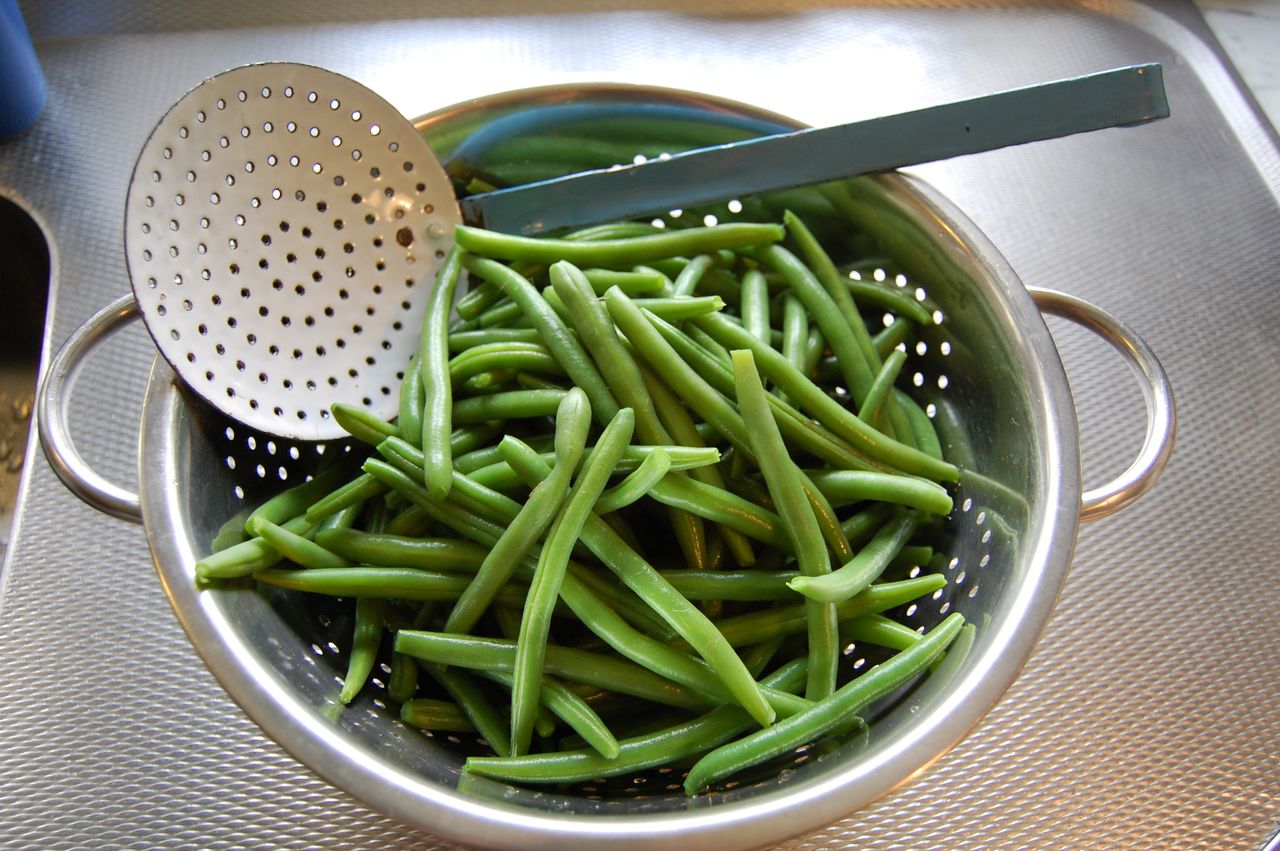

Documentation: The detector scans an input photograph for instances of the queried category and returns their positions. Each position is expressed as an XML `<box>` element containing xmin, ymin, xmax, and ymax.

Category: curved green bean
<box><xmin>859</xmin><ymin>348</ymin><xmax>907</xmax><ymax>429</ymax></box>
<box><xmin>732</xmin><ymin>349</ymin><xmax>838</xmax><ymax>700</ymax></box>
<box><xmin>419</xmin><ymin>245</ymin><xmax>465</xmax><ymax>499</ymax></box>
<box><xmin>448</xmin><ymin>342</ymin><xmax>564</xmax><ymax>386</ymax></box>
<box><xmin>331</xmin><ymin>403</ymin><xmax>398</xmax><ymax>446</ymax></box>
<box><xmin>463</xmin><ymin>255</ymin><xmax>618</xmax><ymax>420</ymax></box>
<box><xmin>313</xmin><ymin>528</ymin><xmax>489</xmax><ymax>572</ymax></box>
<box><xmin>463</xmin><ymin>658</ymin><xmax>806</xmax><ymax>784</ymax></box>
<box><xmin>456</xmin><ymin>223</ymin><xmax>784</xmax><ymax>267</ymax></box>
<box><xmin>789</xmin><ymin>513</ymin><xmax>918</xmax><ymax>603</ymax></box>
<box><xmin>684</xmin><ymin>613</ymin><xmax>964</xmax><ymax>793</ymax></box>
<box><xmin>512</xmin><ymin>406</ymin><xmax>635</xmax><ymax>754</ymax></box>
<box><xmin>740</xmin><ymin>269</ymin><xmax>771</xmax><ymax>344</ymax></box>
<box><xmin>500</xmin><ymin>442</ymin><xmax>775</xmax><ymax>728</ymax></box>
<box><xmin>398</xmin><ymin>353</ymin><xmax>425</xmax><ymax>448</ymax></box>
<box><xmin>401</xmin><ymin>698</ymin><xmax>475</xmax><ymax>733</ymax></box>
<box><xmin>339</xmin><ymin>597</ymin><xmax>384</xmax><ymax>704</ymax></box>
<box><xmin>806</xmin><ymin>470</ymin><xmax>953</xmax><ymax>516</ymax></box>
<box><xmin>594</xmin><ymin>448</ymin><xmax>671</xmax><ymax>514</ymax></box>
<box><xmin>451</xmin><ymin>389</ymin><xmax>567</xmax><ymax>425</ymax></box>
<box><xmin>248</xmin><ymin>517</ymin><xmax>349</xmax><ymax>569</ymax></box>
<box><xmin>445</xmin><ymin>389</ymin><xmax>591</xmax><ymax>635</ymax></box>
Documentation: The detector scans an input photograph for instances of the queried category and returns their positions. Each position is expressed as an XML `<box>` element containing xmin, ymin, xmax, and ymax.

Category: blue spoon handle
<box><xmin>461</xmin><ymin>63</ymin><xmax>1167</xmax><ymax>235</ymax></box>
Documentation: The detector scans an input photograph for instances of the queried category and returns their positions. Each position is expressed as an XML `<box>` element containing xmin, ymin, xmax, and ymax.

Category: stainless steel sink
<box><xmin>0</xmin><ymin>193</ymin><xmax>48</xmax><ymax>558</ymax></box>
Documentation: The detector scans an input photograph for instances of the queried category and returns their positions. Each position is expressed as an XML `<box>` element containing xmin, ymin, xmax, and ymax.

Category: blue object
<box><xmin>462</xmin><ymin>64</ymin><xmax>1168</xmax><ymax>235</ymax></box>
<box><xmin>0</xmin><ymin>0</ymin><xmax>47</xmax><ymax>139</ymax></box>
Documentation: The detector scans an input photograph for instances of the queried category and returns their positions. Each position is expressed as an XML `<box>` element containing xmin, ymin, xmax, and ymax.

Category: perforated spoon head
<box><xmin>125</xmin><ymin>63</ymin><xmax>461</xmax><ymax>441</ymax></box>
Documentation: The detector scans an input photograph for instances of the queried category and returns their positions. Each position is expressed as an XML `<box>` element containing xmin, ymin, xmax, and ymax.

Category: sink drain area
<box><xmin>0</xmin><ymin>194</ymin><xmax>50</xmax><ymax>557</ymax></box>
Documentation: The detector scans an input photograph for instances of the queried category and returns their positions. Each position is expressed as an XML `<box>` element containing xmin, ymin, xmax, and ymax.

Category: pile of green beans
<box><xmin>197</xmin><ymin>213</ymin><xmax>965</xmax><ymax>796</ymax></box>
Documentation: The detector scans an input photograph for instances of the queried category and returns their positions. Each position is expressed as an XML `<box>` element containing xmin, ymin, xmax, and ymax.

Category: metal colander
<box><xmin>37</xmin><ymin>84</ymin><xmax>1173</xmax><ymax>849</ymax></box>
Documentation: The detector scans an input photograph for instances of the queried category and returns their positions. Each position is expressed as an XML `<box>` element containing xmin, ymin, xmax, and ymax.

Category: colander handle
<box><xmin>37</xmin><ymin>294</ymin><xmax>144</xmax><ymax>523</ymax></box>
<box><xmin>1029</xmin><ymin>287</ymin><xmax>1176</xmax><ymax>522</ymax></box>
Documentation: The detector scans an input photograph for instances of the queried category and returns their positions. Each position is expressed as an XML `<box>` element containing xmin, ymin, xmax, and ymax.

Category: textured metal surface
<box><xmin>1</xmin><ymin>2</ymin><xmax>1277</xmax><ymax>849</ymax></box>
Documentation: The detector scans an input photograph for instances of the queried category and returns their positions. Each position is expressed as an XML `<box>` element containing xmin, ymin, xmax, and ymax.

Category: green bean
<box><xmin>806</xmin><ymin>470</ymin><xmax>953</xmax><ymax>516</ymax></box>
<box><xmin>732</xmin><ymin>349</ymin><xmax>838</xmax><ymax>700</ymax></box>
<box><xmin>445</xmin><ymin>389</ymin><xmax>591</xmax><ymax>635</ymax></box>
<box><xmin>628</xmin><ymin>295</ymin><xmax>726</xmax><ymax>320</ymax></box>
<box><xmin>385</xmin><ymin>504</ymin><xmax>431</xmax><ymax>538</ymax></box>
<box><xmin>840</xmin><ymin>503</ymin><xmax>893</xmax><ymax>548</ymax></box>
<box><xmin>387</xmin><ymin>651</ymin><xmax>419</xmax><ymax>704</ymax></box>
<box><xmin>318</xmin><ymin>501</ymin><xmax>363</xmax><ymax>532</ymax></box>
<box><xmin>702</xmin><ymin>574</ymin><xmax>947</xmax><ymax>648</ymax></box>
<box><xmin>594</xmin><ymin>448</ymin><xmax>671</xmax><ymax>514</ymax></box>
<box><xmin>331</xmin><ymin>403</ymin><xmax>398</xmax><ymax>446</ymax></box>
<box><xmin>313</xmin><ymin>528</ymin><xmax>488</xmax><ymax>572</ymax></box>
<box><xmin>551</xmin><ymin>260</ymin><xmax>709</xmax><ymax>572</ymax></box>
<box><xmin>195</xmin><ymin>514</ymin><xmax>315</xmax><ymax>580</ymax></box>
<box><xmin>500</xmin><ymin>443</ymin><xmax>774</xmax><ymax>727</ymax></box>
<box><xmin>659</xmin><ymin>570</ymin><xmax>798</xmax><ymax>601</ymax></box>
<box><xmin>641</xmin><ymin>306</ymin><xmax>896</xmax><ymax>475</ymax></box>
<box><xmin>246</xmin><ymin>463</ymin><xmax>354</xmax><ymax>531</ymax></box>
<box><xmin>401</xmin><ymin>698</ymin><xmax>475</xmax><ymax>732</ymax></box>
<box><xmin>740</xmin><ymin>269</ymin><xmax>771</xmax><ymax>343</ymax></box>
<box><xmin>210</xmin><ymin>508</ymin><xmax>252</xmax><ymax>553</ymax></box>
<box><xmin>419</xmin><ymin>245</ymin><xmax>465</xmax><ymax>499</ymax></box>
<box><xmin>895</xmin><ymin>389</ymin><xmax>945</xmax><ymax>462</ymax></box>
<box><xmin>606</xmin><ymin>287</ymin><xmax>753</xmax><ymax>454</ymax></box>
<box><xmin>448</xmin><ymin>342</ymin><xmax>564</xmax><ymax>386</ymax></box>
<box><xmin>846</xmin><ymin>277</ymin><xmax>934</xmax><ymax>326</ymax></box>
<box><xmin>451</xmin><ymin>389</ymin><xmax>566</xmax><ymax>425</ymax></box>
<box><xmin>254</xmin><ymin>566</ymin><xmax>521</xmax><ymax>603</ymax></box>
<box><xmin>455</xmin><ymin>433</ymin><xmax>553</xmax><ymax>475</ymax></box>
<box><xmin>455</xmin><ymin>278</ymin><xmax>503</xmax><ymax>319</ymax></box>
<box><xmin>476</xmin><ymin>299</ymin><xmax>523</xmax><ymax>328</ymax></box>
<box><xmin>427</xmin><ymin>663</ymin><xmax>511</xmax><ymax>757</ymax></box>
<box><xmin>397</xmin><ymin>353</ymin><xmax>425</xmax><ymax>448</ymax></box>
<box><xmin>339</xmin><ymin>597</ymin><xmax>384</xmax><ymax>704</ymax></box>
<box><xmin>859</xmin><ymin>348</ymin><xmax>907</xmax><ymax>429</ymax></box>
<box><xmin>582</xmin><ymin>268</ymin><xmax>668</xmax><ymax>295</ymax></box>
<box><xmin>463</xmin><ymin>658</ymin><xmax>806</xmax><ymax>784</ymax></box>
<box><xmin>740</xmin><ymin>636</ymin><xmax>787</xmax><ymax>679</ymax></box>
<box><xmin>840</xmin><ymin>613</ymin><xmax>924</xmax><ymax>651</ymax></box>
<box><xmin>695</xmin><ymin>311</ymin><xmax>958</xmax><ymax>482</ymax></box>
<box><xmin>646</xmin><ymin>474</ymin><xmax>789</xmax><ymax>550</ymax></box>
<box><xmin>803</xmin><ymin>325</ymin><xmax>826</xmax><ymax>377</ymax></box>
<box><xmin>448</xmin><ymin>422</ymin><xmax>506</xmax><ymax>459</ymax></box>
<box><xmin>684</xmin><ymin>612</ymin><xmax>964</xmax><ymax>793</ymax></box>
<box><xmin>756</xmin><ymin>243</ymin><xmax>875</xmax><ymax>407</ymax></box>
<box><xmin>871</xmin><ymin>319</ymin><xmax>915</xmax><ymax>365</ymax></box>
<box><xmin>457</xmin><ymin>223</ymin><xmax>785</xmax><ymax>269</ymax></box>
<box><xmin>671</xmin><ymin>254</ymin><xmax>714</xmax><ymax>297</ymax></box>
<box><xmin>780</xmin><ymin>293</ymin><xmax>809</xmax><ymax>383</ymax></box>
<box><xmin>468</xmin><ymin>444</ymin><xmax>720</xmax><ymax>493</ymax></box>
<box><xmin>687</xmin><ymin>323</ymin><xmax>732</xmax><ymax>364</ymax></box>
<box><xmin>248</xmin><ymin>517</ymin><xmax>350</xmax><ymax>569</ymax></box>
<box><xmin>635</xmin><ymin>360</ymin><xmax>756</xmax><ymax>568</ymax></box>
<box><xmin>463</xmin><ymin>255</ymin><xmax>618</xmax><ymax>420</ymax></box>
<box><xmin>482</xmin><ymin>669</ymin><xmax>619</xmax><ymax>759</ymax></box>
<box><xmin>448</xmin><ymin>327</ymin><xmax>542</xmax><ymax>352</ymax></box>
<box><xmin>512</xmin><ymin>406</ymin><xmax>635</xmax><ymax>754</ymax></box>
<box><xmin>790</xmin><ymin>513</ymin><xmax>918</xmax><ymax>603</ymax></box>
<box><xmin>784</xmin><ymin>210</ymin><xmax>880</xmax><ymax>375</ymax></box>
<box><xmin>303</xmin><ymin>473</ymin><xmax>387</xmax><ymax>524</ymax></box>
<box><xmin>396</xmin><ymin>632</ymin><xmax>709</xmax><ymax>713</ymax></box>
<box><xmin>514</xmin><ymin>372</ymin><xmax>567</xmax><ymax>392</ymax></box>
<box><xmin>561</xmin><ymin>221</ymin><xmax>664</xmax><ymax>242</ymax></box>
<box><xmin>363</xmin><ymin>455</ymin><xmax>677</xmax><ymax>642</ymax></box>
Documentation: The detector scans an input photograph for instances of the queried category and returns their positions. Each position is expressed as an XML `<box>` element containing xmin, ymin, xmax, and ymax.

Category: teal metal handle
<box><xmin>463</xmin><ymin>64</ymin><xmax>1168</xmax><ymax>234</ymax></box>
